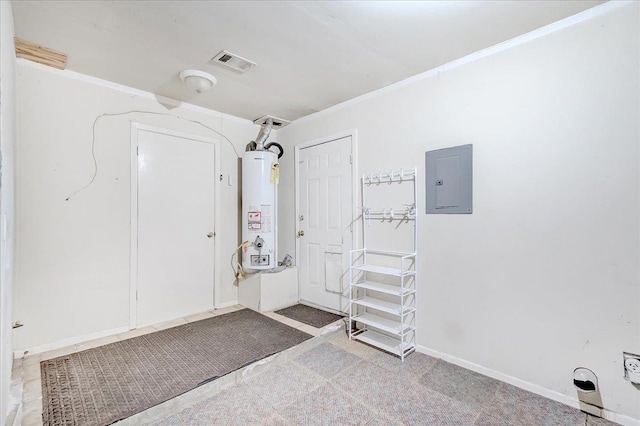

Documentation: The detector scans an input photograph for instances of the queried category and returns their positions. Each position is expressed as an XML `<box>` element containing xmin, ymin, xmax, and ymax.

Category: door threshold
<box><xmin>298</xmin><ymin>299</ymin><xmax>346</xmax><ymax>316</ymax></box>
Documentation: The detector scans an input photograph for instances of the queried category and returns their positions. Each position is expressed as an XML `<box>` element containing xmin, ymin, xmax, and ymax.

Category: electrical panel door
<box><xmin>425</xmin><ymin>144</ymin><xmax>472</xmax><ymax>214</ymax></box>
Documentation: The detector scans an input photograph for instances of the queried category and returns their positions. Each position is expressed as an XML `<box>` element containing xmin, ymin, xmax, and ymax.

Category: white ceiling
<box><xmin>11</xmin><ymin>0</ymin><xmax>604</xmax><ymax>123</ymax></box>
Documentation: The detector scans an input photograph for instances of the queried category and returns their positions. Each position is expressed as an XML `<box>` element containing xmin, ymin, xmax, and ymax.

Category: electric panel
<box><xmin>425</xmin><ymin>144</ymin><xmax>472</xmax><ymax>214</ymax></box>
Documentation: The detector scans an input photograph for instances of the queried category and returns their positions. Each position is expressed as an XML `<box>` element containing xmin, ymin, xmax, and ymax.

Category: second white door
<box><xmin>134</xmin><ymin>126</ymin><xmax>216</xmax><ymax>328</ymax></box>
<box><xmin>298</xmin><ymin>136</ymin><xmax>353</xmax><ymax>312</ymax></box>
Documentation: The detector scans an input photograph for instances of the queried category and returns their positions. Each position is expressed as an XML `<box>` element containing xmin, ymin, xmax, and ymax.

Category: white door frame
<box><xmin>129</xmin><ymin>122</ymin><xmax>220</xmax><ymax>330</ymax></box>
<box><xmin>294</xmin><ymin>129</ymin><xmax>358</xmax><ymax>309</ymax></box>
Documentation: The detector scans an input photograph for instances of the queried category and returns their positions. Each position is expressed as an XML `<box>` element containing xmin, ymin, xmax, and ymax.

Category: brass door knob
<box><xmin>297</xmin><ymin>230</ymin><xmax>305</xmax><ymax>237</ymax></box>
<box><xmin>207</xmin><ymin>232</ymin><xmax>215</xmax><ymax>238</ymax></box>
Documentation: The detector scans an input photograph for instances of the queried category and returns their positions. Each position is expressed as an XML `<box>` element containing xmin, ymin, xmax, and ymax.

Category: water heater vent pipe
<box><xmin>254</xmin><ymin>118</ymin><xmax>273</xmax><ymax>151</ymax></box>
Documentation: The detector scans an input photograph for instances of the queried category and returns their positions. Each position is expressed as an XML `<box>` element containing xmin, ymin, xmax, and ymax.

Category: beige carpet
<box><xmin>40</xmin><ymin>309</ymin><xmax>312</xmax><ymax>426</ymax></box>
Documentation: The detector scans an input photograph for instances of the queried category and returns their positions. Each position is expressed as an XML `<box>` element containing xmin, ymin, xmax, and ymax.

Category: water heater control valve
<box><xmin>253</xmin><ymin>236</ymin><xmax>264</xmax><ymax>250</ymax></box>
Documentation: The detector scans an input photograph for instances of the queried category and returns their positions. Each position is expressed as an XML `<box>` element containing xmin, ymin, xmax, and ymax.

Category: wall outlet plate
<box><xmin>623</xmin><ymin>352</ymin><xmax>640</xmax><ymax>383</ymax></box>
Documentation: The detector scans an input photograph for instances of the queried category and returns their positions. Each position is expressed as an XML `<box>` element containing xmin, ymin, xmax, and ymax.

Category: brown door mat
<box><xmin>275</xmin><ymin>304</ymin><xmax>344</xmax><ymax>328</ymax></box>
<box><xmin>40</xmin><ymin>308</ymin><xmax>312</xmax><ymax>426</ymax></box>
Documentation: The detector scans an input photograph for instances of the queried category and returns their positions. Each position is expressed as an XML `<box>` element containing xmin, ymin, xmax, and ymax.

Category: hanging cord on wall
<box><xmin>65</xmin><ymin>110</ymin><xmax>243</xmax><ymax>201</ymax></box>
<box><xmin>231</xmin><ymin>240</ymin><xmax>249</xmax><ymax>283</ymax></box>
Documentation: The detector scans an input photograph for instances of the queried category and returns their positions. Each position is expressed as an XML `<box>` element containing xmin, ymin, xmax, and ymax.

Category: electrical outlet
<box><xmin>623</xmin><ymin>352</ymin><xmax>640</xmax><ymax>383</ymax></box>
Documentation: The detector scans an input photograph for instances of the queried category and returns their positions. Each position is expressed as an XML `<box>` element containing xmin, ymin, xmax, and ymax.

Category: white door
<box><xmin>133</xmin><ymin>127</ymin><xmax>216</xmax><ymax>328</ymax></box>
<box><xmin>298</xmin><ymin>136</ymin><xmax>353</xmax><ymax>312</ymax></box>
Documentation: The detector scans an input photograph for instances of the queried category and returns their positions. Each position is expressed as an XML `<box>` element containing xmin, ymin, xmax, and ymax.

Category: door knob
<box><xmin>207</xmin><ymin>232</ymin><xmax>215</xmax><ymax>238</ymax></box>
<box><xmin>297</xmin><ymin>230</ymin><xmax>305</xmax><ymax>237</ymax></box>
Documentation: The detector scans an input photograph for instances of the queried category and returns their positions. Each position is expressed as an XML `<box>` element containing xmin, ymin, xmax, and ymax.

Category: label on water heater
<box><xmin>247</xmin><ymin>205</ymin><xmax>272</xmax><ymax>233</ymax></box>
<box><xmin>270</xmin><ymin>162</ymin><xmax>280</xmax><ymax>184</ymax></box>
<box><xmin>248</xmin><ymin>211</ymin><xmax>261</xmax><ymax>230</ymax></box>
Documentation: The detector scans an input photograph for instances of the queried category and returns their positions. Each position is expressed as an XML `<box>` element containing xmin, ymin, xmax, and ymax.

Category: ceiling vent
<box><xmin>253</xmin><ymin>115</ymin><xmax>291</xmax><ymax>128</ymax></box>
<box><xmin>210</xmin><ymin>50</ymin><xmax>256</xmax><ymax>73</ymax></box>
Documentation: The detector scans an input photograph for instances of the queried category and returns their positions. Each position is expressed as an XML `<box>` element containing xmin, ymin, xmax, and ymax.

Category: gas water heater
<box><xmin>242</xmin><ymin>149</ymin><xmax>278</xmax><ymax>270</ymax></box>
<box><xmin>241</xmin><ymin>118</ymin><xmax>284</xmax><ymax>271</ymax></box>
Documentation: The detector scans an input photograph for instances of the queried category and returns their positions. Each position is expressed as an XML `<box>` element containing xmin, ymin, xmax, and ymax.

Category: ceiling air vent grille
<box><xmin>253</xmin><ymin>115</ymin><xmax>291</xmax><ymax>128</ymax></box>
<box><xmin>210</xmin><ymin>50</ymin><xmax>256</xmax><ymax>73</ymax></box>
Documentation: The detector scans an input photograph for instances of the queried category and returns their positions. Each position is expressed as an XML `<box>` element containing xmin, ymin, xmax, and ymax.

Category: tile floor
<box><xmin>10</xmin><ymin>305</ymin><xmax>617</xmax><ymax>426</ymax></box>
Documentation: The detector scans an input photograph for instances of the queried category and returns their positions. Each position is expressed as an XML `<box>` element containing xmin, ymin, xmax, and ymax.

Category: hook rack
<box><xmin>363</xmin><ymin>168</ymin><xmax>416</xmax><ymax>185</ymax></box>
<box><xmin>362</xmin><ymin>203</ymin><xmax>416</xmax><ymax>222</ymax></box>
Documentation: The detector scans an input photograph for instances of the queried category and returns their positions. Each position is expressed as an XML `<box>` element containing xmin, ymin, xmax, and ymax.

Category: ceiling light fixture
<box><xmin>179</xmin><ymin>69</ymin><xmax>217</xmax><ymax>93</ymax></box>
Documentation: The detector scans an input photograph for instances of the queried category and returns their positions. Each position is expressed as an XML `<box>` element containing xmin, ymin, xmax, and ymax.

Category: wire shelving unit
<box><xmin>349</xmin><ymin>167</ymin><xmax>417</xmax><ymax>361</ymax></box>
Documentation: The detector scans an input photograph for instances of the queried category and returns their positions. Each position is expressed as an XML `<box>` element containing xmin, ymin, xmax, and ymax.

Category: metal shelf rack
<box><xmin>349</xmin><ymin>167</ymin><xmax>417</xmax><ymax>361</ymax></box>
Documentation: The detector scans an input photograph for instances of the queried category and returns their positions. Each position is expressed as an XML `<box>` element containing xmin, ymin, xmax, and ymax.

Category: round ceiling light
<box><xmin>179</xmin><ymin>69</ymin><xmax>217</xmax><ymax>93</ymax></box>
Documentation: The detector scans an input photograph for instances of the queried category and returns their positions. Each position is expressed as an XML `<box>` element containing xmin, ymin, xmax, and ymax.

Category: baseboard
<box><xmin>416</xmin><ymin>345</ymin><xmax>640</xmax><ymax>426</ymax></box>
<box><xmin>13</xmin><ymin>304</ymin><xmax>240</xmax><ymax>359</ymax></box>
<box><xmin>14</xmin><ymin>325</ymin><xmax>129</xmax><ymax>359</ymax></box>
<box><xmin>216</xmin><ymin>300</ymin><xmax>239</xmax><ymax>309</ymax></box>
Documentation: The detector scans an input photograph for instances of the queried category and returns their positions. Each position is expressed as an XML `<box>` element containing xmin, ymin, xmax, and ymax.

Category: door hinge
<box><xmin>136</xmin><ymin>146</ymin><xmax>139</xmax><ymax>156</ymax></box>
<box><xmin>349</xmin><ymin>154</ymin><xmax>353</xmax><ymax>164</ymax></box>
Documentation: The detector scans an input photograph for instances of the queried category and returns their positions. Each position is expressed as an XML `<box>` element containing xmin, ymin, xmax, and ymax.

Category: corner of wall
<box><xmin>0</xmin><ymin>1</ymin><xmax>18</xmax><ymax>423</ymax></box>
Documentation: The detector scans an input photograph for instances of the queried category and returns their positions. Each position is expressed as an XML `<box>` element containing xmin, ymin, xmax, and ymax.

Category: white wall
<box><xmin>0</xmin><ymin>1</ymin><xmax>18</xmax><ymax>423</ymax></box>
<box><xmin>278</xmin><ymin>3</ymin><xmax>640</xmax><ymax>422</ymax></box>
<box><xmin>14</xmin><ymin>62</ymin><xmax>258</xmax><ymax>353</ymax></box>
